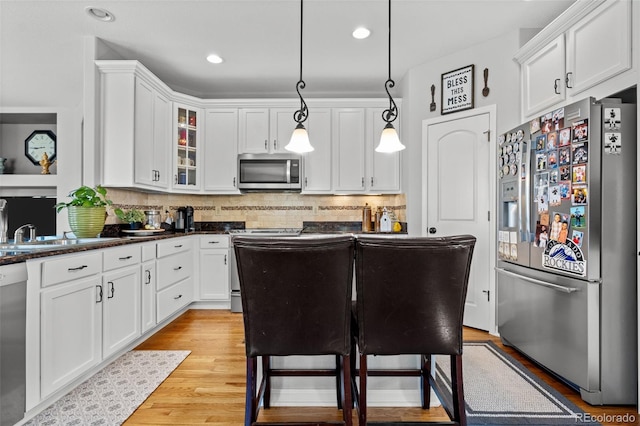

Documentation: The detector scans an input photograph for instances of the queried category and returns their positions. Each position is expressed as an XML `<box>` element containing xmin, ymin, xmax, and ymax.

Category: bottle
<box><xmin>374</xmin><ymin>207</ymin><xmax>382</xmax><ymax>232</ymax></box>
<box><xmin>362</xmin><ymin>203</ymin><xmax>372</xmax><ymax>232</ymax></box>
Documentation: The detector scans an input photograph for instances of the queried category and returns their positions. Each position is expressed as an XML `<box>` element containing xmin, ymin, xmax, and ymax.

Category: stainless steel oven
<box><xmin>228</xmin><ymin>228</ymin><xmax>303</xmax><ymax>312</ymax></box>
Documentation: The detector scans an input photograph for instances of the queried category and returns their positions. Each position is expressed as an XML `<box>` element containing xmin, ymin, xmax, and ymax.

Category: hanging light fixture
<box><xmin>376</xmin><ymin>0</ymin><xmax>406</xmax><ymax>153</ymax></box>
<box><xmin>285</xmin><ymin>0</ymin><xmax>314</xmax><ymax>153</ymax></box>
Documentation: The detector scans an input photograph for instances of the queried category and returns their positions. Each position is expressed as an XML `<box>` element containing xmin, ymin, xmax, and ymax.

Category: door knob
<box><xmin>428</xmin><ymin>227</ymin><xmax>437</xmax><ymax>234</ymax></box>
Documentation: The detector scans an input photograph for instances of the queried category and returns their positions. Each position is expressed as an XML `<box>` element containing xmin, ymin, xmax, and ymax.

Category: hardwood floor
<box><xmin>126</xmin><ymin>309</ymin><xmax>638</xmax><ymax>425</ymax></box>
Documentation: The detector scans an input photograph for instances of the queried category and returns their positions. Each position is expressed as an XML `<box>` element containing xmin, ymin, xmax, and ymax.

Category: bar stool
<box><xmin>351</xmin><ymin>235</ymin><xmax>476</xmax><ymax>426</ymax></box>
<box><xmin>232</xmin><ymin>235</ymin><xmax>355</xmax><ymax>426</ymax></box>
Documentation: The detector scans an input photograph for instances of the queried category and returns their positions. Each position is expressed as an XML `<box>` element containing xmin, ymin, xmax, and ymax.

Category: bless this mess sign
<box><xmin>441</xmin><ymin>64</ymin><xmax>474</xmax><ymax>114</ymax></box>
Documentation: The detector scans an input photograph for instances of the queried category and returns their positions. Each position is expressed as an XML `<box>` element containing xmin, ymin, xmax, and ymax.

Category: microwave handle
<box><xmin>286</xmin><ymin>160</ymin><xmax>291</xmax><ymax>183</ymax></box>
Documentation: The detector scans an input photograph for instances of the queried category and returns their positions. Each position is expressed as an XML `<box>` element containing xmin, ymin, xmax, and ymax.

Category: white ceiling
<box><xmin>1</xmin><ymin>0</ymin><xmax>575</xmax><ymax>99</ymax></box>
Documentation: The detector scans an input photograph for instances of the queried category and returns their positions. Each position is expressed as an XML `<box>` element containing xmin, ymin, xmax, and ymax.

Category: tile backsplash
<box><xmin>106</xmin><ymin>188</ymin><xmax>406</xmax><ymax>229</ymax></box>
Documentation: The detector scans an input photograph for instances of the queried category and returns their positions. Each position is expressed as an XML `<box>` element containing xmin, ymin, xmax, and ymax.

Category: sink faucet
<box><xmin>0</xmin><ymin>199</ymin><xmax>6</xmax><ymax>243</ymax></box>
<box><xmin>14</xmin><ymin>224</ymin><xmax>36</xmax><ymax>243</ymax></box>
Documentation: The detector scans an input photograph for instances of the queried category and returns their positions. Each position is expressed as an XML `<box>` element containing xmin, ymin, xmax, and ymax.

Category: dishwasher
<box><xmin>0</xmin><ymin>262</ymin><xmax>27</xmax><ymax>426</ymax></box>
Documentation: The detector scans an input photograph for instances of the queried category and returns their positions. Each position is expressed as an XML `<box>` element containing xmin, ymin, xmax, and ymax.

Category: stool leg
<box><xmin>342</xmin><ymin>354</ymin><xmax>353</xmax><ymax>426</ymax></box>
<box><xmin>421</xmin><ymin>354</ymin><xmax>431</xmax><ymax>409</ymax></box>
<box><xmin>451</xmin><ymin>354</ymin><xmax>467</xmax><ymax>426</ymax></box>
<box><xmin>359</xmin><ymin>354</ymin><xmax>367</xmax><ymax>426</ymax></box>
<box><xmin>335</xmin><ymin>354</ymin><xmax>343</xmax><ymax>409</ymax></box>
<box><xmin>262</xmin><ymin>356</ymin><xmax>271</xmax><ymax>409</ymax></box>
<box><xmin>246</xmin><ymin>357</ymin><xmax>258</xmax><ymax>426</ymax></box>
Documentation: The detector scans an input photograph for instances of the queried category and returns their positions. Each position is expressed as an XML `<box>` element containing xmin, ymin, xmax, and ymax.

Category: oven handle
<box><xmin>496</xmin><ymin>268</ymin><xmax>579</xmax><ymax>293</ymax></box>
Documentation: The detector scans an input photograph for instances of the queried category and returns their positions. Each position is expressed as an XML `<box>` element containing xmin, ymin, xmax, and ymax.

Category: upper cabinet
<box><xmin>173</xmin><ymin>104</ymin><xmax>202</xmax><ymax>190</ymax></box>
<box><xmin>301</xmin><ymin>108</ymin><xmax>332</xmax><ymax>193</ymax></box>
<box><xmin>366</xmin><ymin>108</ymin><xmax>401</xmax><ymax>193</ymax></box>
<box><xmin>332</xmin><ymin>108</ymin><xmax>366</xmax><ymax>193</ymax></box>
<box><xmin>238</xmin><ymin>108</ymin><xmax>297</xmax><ymax>154</ymax></box>
<box><xmin>203</xmin><ymin>109</ymin><xmax>239</xmax><ymax>193</ymax></box>
<box><xmin>97</xmin><ymin>61</ymin><xmax>172</xmax><ymax>191</ymax></box>
<box><xmin>516</xmin><ymin>0</ymin><xmax>632</xmax><ymax>118</ymax></box>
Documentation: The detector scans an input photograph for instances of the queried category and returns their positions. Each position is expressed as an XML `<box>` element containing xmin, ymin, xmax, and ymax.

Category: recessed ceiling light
<box><xmin>85</xmin><ymin>7</ymin><xmax>115</xmax><ymax>22</ymax></box>
<box><xmin>206</xmin><ymin>54</ymin><xmax>224</xmax><ymax>64</ymax></box>
<box><xmin>352</xmin><ymin>27</ymin><xmax>371</xmax><ymax>39</ymax></box>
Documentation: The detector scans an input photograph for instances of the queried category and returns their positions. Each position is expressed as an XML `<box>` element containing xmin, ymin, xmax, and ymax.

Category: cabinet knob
<box><xmin>428</xmin><ymin>227</ymin><xmax>437</xmax><ymax>234</ymax></box>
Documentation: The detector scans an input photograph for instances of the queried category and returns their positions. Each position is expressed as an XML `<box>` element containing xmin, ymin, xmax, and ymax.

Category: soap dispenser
<box><xmin>379</xmin><ymin>207</ymin><xmax>392</xmax><ymax>232</ymax></box>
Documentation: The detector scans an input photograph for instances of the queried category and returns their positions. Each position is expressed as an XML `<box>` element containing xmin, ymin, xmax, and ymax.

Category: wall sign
<box><xmin>441</xmin><ymin>64</ymin><xmax>474</xmax><ymax>115</ymax></box>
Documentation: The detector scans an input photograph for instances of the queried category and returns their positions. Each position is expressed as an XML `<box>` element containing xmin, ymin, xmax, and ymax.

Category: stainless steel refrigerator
<box><xmin>496</xmin><ymin>97</ymin><xmax>637</xmax><ymax>405</ymax></box>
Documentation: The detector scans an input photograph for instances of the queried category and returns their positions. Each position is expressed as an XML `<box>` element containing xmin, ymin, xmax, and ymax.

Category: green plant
<box><xmin>54</xmin><ymin>185</ymin><xmax>113</xmax><ymax>213</ymax></box>
<box><xmin>114</xmin><ymin>208</ymin><xmax>145</xmax><ymax>223</ymax></box>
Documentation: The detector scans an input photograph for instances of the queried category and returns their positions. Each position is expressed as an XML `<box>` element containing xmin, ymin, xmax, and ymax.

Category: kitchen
<box><xmin>1</xmin><ymin>0</ymin><xmax>639</xmax><ymax>424</ymax></box>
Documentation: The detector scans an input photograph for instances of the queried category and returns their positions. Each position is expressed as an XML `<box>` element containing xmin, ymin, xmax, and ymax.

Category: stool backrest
<box><xmin>233</xmin><ymin>235</ymin><xmax>355</xmax><ymax>357</ymax></box>
<box><xmin>355</xmin><ymin>235</ymin><xmax>476</xmax><ymax>356</ymax></box>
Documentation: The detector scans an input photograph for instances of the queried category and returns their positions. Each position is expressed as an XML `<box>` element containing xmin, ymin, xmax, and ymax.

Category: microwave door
<box><xmin>241</xmin><ymin>160</ymin><xmax>288</xmax><ymax>183</ymax></box>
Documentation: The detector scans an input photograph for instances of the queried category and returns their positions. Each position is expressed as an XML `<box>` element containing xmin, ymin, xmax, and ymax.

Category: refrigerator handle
<box><xmin>496</xmin><ymin>268</ymin><xmax>579</xmax><ymax>294</ymax></box>
<box><xmin>520</xmin><ymin>140</ymin><xmax>531</xmax><ymax>242</ymax></box>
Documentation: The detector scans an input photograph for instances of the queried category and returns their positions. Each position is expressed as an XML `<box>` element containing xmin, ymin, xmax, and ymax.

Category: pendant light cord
<box><xmin>382</xmin><ymin>0</ymin><xmax>398</xmax><ymax>125</ymax></box>
<box><xmin>294</xmin><ymin>0</ymin><xmax>308</xmax><ymax>125</ymax></box>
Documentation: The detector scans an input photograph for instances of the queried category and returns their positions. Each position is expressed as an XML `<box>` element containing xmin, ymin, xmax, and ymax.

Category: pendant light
<box><xmin>376</xmin><ymin>0</ymin><xmax>405</xmax><ymax>153</ymax></box>
<box><xmin>285</xmin><ymin>0</ymin><xmax>314</xmax><ymax>153</ymax></box>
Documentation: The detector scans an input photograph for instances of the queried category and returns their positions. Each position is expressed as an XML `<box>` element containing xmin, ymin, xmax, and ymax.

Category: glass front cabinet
<box><xmin>174</xmin><ymin>104</ymin><xmax>201</xmax><ymax>189</ymax></box>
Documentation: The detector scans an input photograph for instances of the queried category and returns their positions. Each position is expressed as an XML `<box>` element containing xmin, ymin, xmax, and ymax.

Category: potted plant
<box><xmin>114</xmin><ymin>208</ymin><xmax>145</xmax><ymax>230</ymax></box>
<box><xmin>54</xmin><ymin>185</ymin><xmax>113</xmax><ymax>238</ymax></box>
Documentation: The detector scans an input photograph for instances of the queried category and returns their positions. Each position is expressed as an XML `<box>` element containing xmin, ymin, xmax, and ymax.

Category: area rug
<box><xmin>24</xmin><ymin>350</ymin><xmax>190</xmax><ymax>426</ymax></box>
<box><xmin>436</xmin><ymin>341</ymin><xmax>599</xmax><ymax>425</ymax></box>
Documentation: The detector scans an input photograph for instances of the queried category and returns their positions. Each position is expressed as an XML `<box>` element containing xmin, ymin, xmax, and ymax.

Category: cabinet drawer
<box><xmin>157</xmin><ymin>251</ymin><xmax>192</xmax><ymax>290</ymax></box>
<box><xmin>156</xmin><ymin>277</ymin><xmax>193</xmax><ymax>323</ymax></box>
<box><xmin>103</xmin><ymin>245</ymin><xmax>141</xmax><ymax>272</ymax></box>
<box><xmin>41</xmin><ymin>252</ymin><xmax>102</xmax><ymax>288</ymax></box>
<box><xmin>199</xmin><ymin>235</ymin><xmax>229</xmax><ymax>249</ymax></box>
<box><xmin>157</xmin><ymin>238</ymin><xmax>192</xmax><ymax>258</ymax></box>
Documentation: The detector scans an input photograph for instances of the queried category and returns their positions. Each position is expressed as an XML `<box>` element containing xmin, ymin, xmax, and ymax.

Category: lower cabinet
<box><xmin>157</xmin><ymin>277</ymin><xmax>193</xmax><ymax>322</ymax></box>
<box><xmin>198</xmin><ymin>235</ymin><xmax>230</xmax><ymax>301</ymax></box>
<box><xmin>40</xmin><ymin>275</ymin><xmax>102</xmax><ymax>398</ymax></box>
<box><xmin>102</xmin><ymin>265</ymin><xmax>141</xmax><ymax>358</ymax></box>
<box><xmin>156</xmin><ymin>237</ymin><xmax>194</xmax><ymax>323</ymax></box>
<box><xmin>141</xmin><ymin>259</ymin><xmax>157</xmax><ymax>334</ymax></box>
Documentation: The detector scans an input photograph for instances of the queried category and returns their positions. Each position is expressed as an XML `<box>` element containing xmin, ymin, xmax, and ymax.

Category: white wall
<box><xmin>400</xmin><ymin>29</ymin><xmax>536</xmax><ymax>235</ymax></box>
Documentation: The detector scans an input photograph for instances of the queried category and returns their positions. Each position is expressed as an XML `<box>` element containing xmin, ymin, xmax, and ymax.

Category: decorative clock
<box><xmin>25</xmin><ymin>130</ymin><xmax>57</xmax><ymax>165</ymax></box>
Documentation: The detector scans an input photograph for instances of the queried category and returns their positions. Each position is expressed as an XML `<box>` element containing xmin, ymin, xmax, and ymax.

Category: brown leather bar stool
<box><xmin>351</xmin><ymin>235</ymin><xmax>476</xmax><ymax>426</ymax></box>
<box><xmin>233</xmin><ymin>235</ymin><xmax>355</xmax><ymax>426</ymax></box>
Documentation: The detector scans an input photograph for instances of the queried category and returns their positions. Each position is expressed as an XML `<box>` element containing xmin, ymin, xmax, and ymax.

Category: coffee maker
<box><xmin>175</xmin><ymin>206</ymin><xmax>194</xmax><ymax>233</ymax></box>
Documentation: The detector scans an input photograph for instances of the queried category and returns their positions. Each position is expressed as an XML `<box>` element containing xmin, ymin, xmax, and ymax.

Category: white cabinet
<box><xmin>239</xmin><ymin>107</ymin><xmax>297</xmax><ymax>153</ymax></box>
<box><xmin>141</xmin><ymin>244</ymin><xmax>156</xmax><ymax>333</ymax></box>
<box><xmin>332</xmin><ymin>108</ymin><xmax>366</xmax><ymax>193</ymax></box>
<box><xmin>102</xmin><ymin>265</ymin><xmax>141</xmax><ymax>358</ymax></box>
<box><xmin>40</xmin><ymin>276</ymin><xmax>102</xmax><ymax>398</ymax></box>
<box><xmin>97</xmin><ymin>61</ymin><xmax>172</xmax><ymax>190</ymax></box>
<box><xmin>517</xmin><ymin>0</ymin><xmax>632</xmax><ymax>117</ymax></box>
<box><xmin>302</xmin><ymin>108</ymin><xmax>332</xmax><ymax>193</ymax></box>
<box><xmin>156</xmin><ymin>238</ymin><xmax>194</xmax><ymax>322</ymax></box>
<box><xmin>203</xmin><ymin>109</ymin><xmax>239</xmax><ymax>192</ymax></box>
<box><xmin>366</xmin><ymin>108</ymin><xmax>401</xmax><ymax>193</ymax></box>
<box><xmin>198</xmin><ymin>235</ymin><xmax>230</xmax><ymax>301</ymax></box>
<box><xmin>173</xmin><ymin>104</ymin><xmax>202</xmax><ymax>190</ymax></box>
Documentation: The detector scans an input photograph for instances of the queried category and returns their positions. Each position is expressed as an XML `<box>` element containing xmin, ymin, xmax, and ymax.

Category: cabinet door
<box><xmin>521</xmin><ymin>35</ymin><xmax>566</xmax><ymax>116</ymax></box>
<box><xmin>199</xmin><ymin>249</ymin><xmax>230</xmax><ymax>300</ymax></box>
<box><xmin>366</xmin><ymin>108</ymin><xmax>400</xmax><ymax>193</ymax></box>
<box><xmin>152</xmin><ymin>91</ymin><xmax>171</xmax><ymax>188</ymax></box>
<box><xmin>302</xmin><ymin>108</ymin><xmax>332</xmax><ymax>193</ymax></box>
<box><xmin>332</xmin><ymin>108</ymin><xmax>366</xmax><ymax>193</ymax></box>
<box><xmin>133</xmin><ymin>78</ymin><xmax>155</xmax><ymax>187</ymax></box>
<box><xmin>239</xmin><ymin>108</ymin><xmax>270</xmax><ymax>153</ymax></box>
<box><xmin>41</xmin><ymin>276</ymin><xmax>102</xmax><ymax>398</ymax></box>
<box><xmin>141</xmin><ymin>260</ymin><xmax>156</xmax><ymax>333</ymax></box>
<box><xmin>204</xmin><ymin>109</ymin><xmax>239</xmax><ymax>192</ymax></box>
<box><xmin>174</xmin><ymin>105</ymin><xmax>201</xmax><ymax>189</ymax></box>
<box><xmin>566</xmin><ymin>0</ymin><xmax>631</xmax><ymax>96</ymax></box>
<box><xmin>102</xmin><ymin>266</ymin><xmax>141</xmax><ymax>358</ymax></box>
<box><xmin>269</xmin><ymin>108</ymin><xmax>298</xmax><ymax>153</ymax></box>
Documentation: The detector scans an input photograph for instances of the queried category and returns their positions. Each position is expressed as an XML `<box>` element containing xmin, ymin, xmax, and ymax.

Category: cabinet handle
<box><xmin>554</xmin><ymin>78</ymin><xmax>561</xmax><ymax>94</ymax></box>
<box><xmin>273</xmin><ymin>140</ymin><xmax>277</xmax><ymax>150</ymax></box>
<box><xmin>371</xmin><ymin>177</ymin><xmax>374</xmax><ymax>186</ymax></box>
<box><xmin>174</xmin><ymin>244</ymin><xmax>183</xmax><ymax>248</ymax></box>
<box><xmin>224</xmin><ymin>254</ymin><xmax>227</xmax><ymax>265</ymax></box>
<box><xmin>304</xmin><ymin>177</ymin><xmax>308</xmax><ymax>188</ymax></box>
<box><xmin>264</xmin><ymin>140</ymin><xmax>268</xmax><ymax>150</ymax></box>
<box><xmin>208</xmin><ymin>241</ymin><xmax>220</xmax><ymax>244</ymax></box>
<box><xmin>68</xmin><ymin>265</ymin><xmax>88</xmax><ymax>272</ymax></box>
<box><xmin>119</xmin><ymin>255</ymin><xmax>132</xmax><ymax>261</ymax></box>
<box><xmin>174</xmin><ymin>294</ymin><xmax>183</xmax><ymax>300</ymax></box>
<box><xmin>145</xmin><ymin>269</ymin><xmax>151</xmax><ymax>285</ymax></box>
<box><xmin>107</xmin><ymin>281</ymin><xmax>115</xmax><ymax>299</ymax></box>
<box><xmin>361</xmin><ymin>177</ymin><xmax>365</xmax><ymax>188</ymax></box>
<box><xmin>565</xmin><ymin>72</ymin><xmax>573</xmax><ymax>89</ymax></box>
<box><xmin>96</xmin><ymin>285</ymin><xmax>103</xmax><ymax>303</ymax></box>
<box><xmin>233</xmin><ymin>177</ymin><xmax>236</xmax><ymax>187</ymax></box>
<box><xmin>174</xmin><ymin>266</ymin><xmax>183</xmax><ymax>271</ymax></box>
<box><xmin>174</xmin><ymin>174</ymin><xmax>178</xmax><ymax>184</ymax></box>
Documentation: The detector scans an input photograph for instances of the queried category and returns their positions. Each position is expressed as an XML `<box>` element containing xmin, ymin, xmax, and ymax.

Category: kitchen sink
<box><xmin>0</xmin><ymin>237</ymin><xmax>119</xmax><ymax>252</ymax></box>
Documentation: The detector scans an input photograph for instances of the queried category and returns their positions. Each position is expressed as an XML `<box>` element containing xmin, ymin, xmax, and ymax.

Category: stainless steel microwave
<box><xmin>237</xmin><ymin>153</ymin><xmax>302</xmax><ymax>191</ymax></box>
